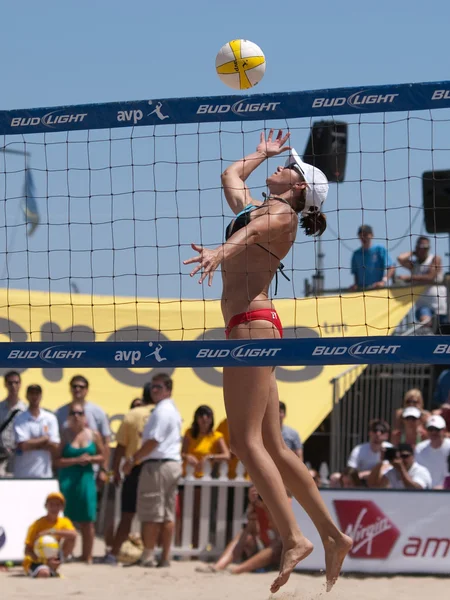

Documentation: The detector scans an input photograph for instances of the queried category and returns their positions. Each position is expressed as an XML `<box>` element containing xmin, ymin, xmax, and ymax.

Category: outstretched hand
<box><xmin>257</xmin><ymin>129</ymin><xmax>291</xmax><ymax>157</ymax></box>
<box><xmin>183</xmin><ymin>243</ymin><xmax>222</xmax><ymax>286</ymax></box>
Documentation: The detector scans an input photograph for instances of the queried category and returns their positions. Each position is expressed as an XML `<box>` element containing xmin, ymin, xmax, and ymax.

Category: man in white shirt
<box><xmin>415</xmin><ymin>415</ymin><xmax>450</xmax><ymax>488</ymax></box>
<box><xmin>13</xmin><ymin>385</ymin><xmax>60</xmax><ymax>478</ymax></box>
<box><xmin>368</xmin><ymin>443</ymin><xmax>432</xmax><ymax>490</ymax></box>
<box><xmin>123</xmin><ymin>373</ymin><xmax>181</xmax><ymax>568</ymax></box>
<box><xmin>0</xmin><ymin>371</ymin><xmax>27</xmax><ymax>477</ymax></box>
<box><xmin>346</xmin><ymin>419</ymin><xmax>392</xmax><ymax>481</ymax></box>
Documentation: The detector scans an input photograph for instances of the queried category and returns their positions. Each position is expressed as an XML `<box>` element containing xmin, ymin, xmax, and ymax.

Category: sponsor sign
<box><xmin>11</xmin><ymin>111</ymin><xmax>87</xmax><ymax>128</ymax></box>
<box><xmin>3</xmin><ymin>80</ymin><xmax>450</xmax><ymax>135</ymax></box>
<box><xmin>292</xmin><ymin>489</ymin><xmax>450</xmax><ymax>574</ymax></box>
<box><xmin>312</xmin><ymin>91</ymin><xmax>399</xmax><ymax>109</ymax></box>
<box><xmin>197</xmin><ymin>99</ymin><xmax>280</xmax><ymax>116</ymax></box>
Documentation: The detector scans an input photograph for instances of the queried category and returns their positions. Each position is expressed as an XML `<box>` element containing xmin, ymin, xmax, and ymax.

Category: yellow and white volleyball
<box><xmin>216</xmin><ymin>39</ymin><xmax>266</xmax><ymax>90</ymax></box>
<box><xmin>33</xmin><ymin>535</ymin><xmax>60</xmax><ymax>561</ymax></box>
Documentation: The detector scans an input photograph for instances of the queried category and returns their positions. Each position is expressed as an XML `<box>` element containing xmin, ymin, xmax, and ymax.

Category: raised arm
<box><xmin>184</xmin><ymin>205</ymin><xmax>296</xmax><ymax>286</ymax></box>
<box><xmin>221</xmin><ymin>129</ymin><xmax>291</xmax><ymax>215</ymax></box>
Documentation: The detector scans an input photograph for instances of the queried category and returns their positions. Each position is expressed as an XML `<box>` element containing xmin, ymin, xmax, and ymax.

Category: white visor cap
<box><xmin>285</xmin><ymin>149</ymin><xmax>329</xmax><ymax>216</ymax></box>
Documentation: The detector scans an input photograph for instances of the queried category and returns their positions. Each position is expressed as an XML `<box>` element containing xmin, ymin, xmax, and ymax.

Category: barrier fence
<box><xmin>2</xmin><ymin>477</ymin><xmax>450</xmax><ymax>574</ymax></box>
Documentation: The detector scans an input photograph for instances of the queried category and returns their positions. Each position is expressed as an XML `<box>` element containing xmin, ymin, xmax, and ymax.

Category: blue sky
<box><xmin>1</xmin><ymin>0</ymin><xmax>450</xmax><ymax>303</ymax></box>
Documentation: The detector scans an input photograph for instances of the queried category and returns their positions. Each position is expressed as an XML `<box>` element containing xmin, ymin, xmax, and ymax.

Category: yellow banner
<box><xmin>0</xmin><ymin>287</ymin><xmax>416</xmax><ymax>441</ymax></box>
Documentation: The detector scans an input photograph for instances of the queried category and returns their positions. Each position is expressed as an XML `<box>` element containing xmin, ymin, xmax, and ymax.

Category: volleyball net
<box><xmin>1</xmin><ymin>80</ymin><xmax>450</xmax><ymax>369</ymax></box>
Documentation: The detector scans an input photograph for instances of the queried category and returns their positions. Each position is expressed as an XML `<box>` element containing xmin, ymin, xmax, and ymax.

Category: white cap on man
<box><xmin>426</xmin><ymin>415</ymin><xmax>446</xmax><ymax>430</ymax></box>
<box><xmin>285</xmin><ymin>149</ymin><xmax>329</xmax><ymax>216</ymax></box>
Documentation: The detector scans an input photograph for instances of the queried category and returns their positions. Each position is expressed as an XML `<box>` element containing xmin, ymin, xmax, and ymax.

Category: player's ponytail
<box><xmin>300</xmin><ymin>208</ymin><xmax>327</xmax><ymax>237</ymax></box>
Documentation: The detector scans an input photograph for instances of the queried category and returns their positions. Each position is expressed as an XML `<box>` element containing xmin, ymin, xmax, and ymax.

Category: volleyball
<box><xmin>33</xmin><ymin>535</ymin><xmax>60</xmax><ymax>561</ymax></box>
<box><xmin>216</xmin><ymin>40</ymin><xmax>266</xmax><ymax>90</ymax></box>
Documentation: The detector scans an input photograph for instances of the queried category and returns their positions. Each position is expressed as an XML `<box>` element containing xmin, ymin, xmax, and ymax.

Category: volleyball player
<box><xmin>184</xmin><ymin>130</ymin><xmax>352</xmax><ymax>593</ymax></box>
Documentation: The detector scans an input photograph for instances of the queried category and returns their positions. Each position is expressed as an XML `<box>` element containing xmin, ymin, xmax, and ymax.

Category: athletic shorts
<box><xmin>121</xmin><ymin>463</ymin><xmax>143</xmax><ymax>514</ymax></box>
<box><xmin>225</xmin><ymin>309</ymin><xmax>283</xmax><ymax>339</ymax></box>
<box><xmin>137</xmin><ymin>460</ymin><xmax>182</xmax><ymax>523</ymax></box>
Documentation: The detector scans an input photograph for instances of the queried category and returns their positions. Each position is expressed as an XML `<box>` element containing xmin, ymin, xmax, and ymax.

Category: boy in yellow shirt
<box><xmin>23</xmin><ymin>491</ymin><xmax>77</xmax><ymax>578</ymax></box>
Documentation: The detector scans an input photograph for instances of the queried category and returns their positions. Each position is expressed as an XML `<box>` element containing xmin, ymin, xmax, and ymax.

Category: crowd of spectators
<box><xmin>331</xmin><ymin>387</ymin><xmax>450</xmax><ymax>491</ymax></box>
<box><xmin>2</xmin><ymin>367</ymin><xmax>450</xmax><ymax>577</ymax></box>
<box><xmin>350</xmin><ymin>227</ymin><xmax>447</xmax><ymax>325</ymax></box>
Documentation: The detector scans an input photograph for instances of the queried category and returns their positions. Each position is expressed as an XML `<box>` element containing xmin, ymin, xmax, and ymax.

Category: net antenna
<box><xmin>0</xmin><ymin>81</ymin><xmax>450</xmax><ymax>369</ymax></box>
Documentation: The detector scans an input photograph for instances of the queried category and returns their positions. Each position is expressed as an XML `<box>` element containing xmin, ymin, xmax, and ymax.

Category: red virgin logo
<box><xmin>334</xmin><ymin>500</ymin><xmax>400</xmax><ymax>559</ymax></box>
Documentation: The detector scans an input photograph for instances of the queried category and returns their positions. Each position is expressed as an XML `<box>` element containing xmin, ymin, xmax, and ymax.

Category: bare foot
<box><xmin>270</xmin><ymin>536</ymin><xmax>314</xmax><ymax>594</ymax></box>
<box><xmin>324</xmin><ymin>533</ymin><xmax>353</xmax><ymax>592</ymax></box>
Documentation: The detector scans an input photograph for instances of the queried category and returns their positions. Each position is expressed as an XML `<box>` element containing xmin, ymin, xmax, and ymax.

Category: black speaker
<box><xmin>422</xmin><ymin>170</ymin><xmax>450</xmax><ymax>234</ymax></box>
<box><xmin>303</xmin><ymin>121</ymin><xmax>348</xmax><ymax>183</ymax></box>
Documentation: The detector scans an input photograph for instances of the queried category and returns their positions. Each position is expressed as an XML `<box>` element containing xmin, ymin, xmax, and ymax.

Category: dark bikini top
<box><xmin>225</xmin><ymin>196</ymin><xmax>291</xmax><ymax>294</ymax></box>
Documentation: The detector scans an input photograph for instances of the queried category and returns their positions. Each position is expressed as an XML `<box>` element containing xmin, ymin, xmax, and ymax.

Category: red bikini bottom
<box><xmin>225</xmin><ymin>309</ymin><xmax>283</xmax><ymax>339</ymax></box>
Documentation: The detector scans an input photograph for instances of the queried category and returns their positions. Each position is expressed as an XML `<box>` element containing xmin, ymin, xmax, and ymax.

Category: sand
<box><xmin>2</xmin><ymin>538</ymin><xmax>447</xmax><ymax>600</ymax></box>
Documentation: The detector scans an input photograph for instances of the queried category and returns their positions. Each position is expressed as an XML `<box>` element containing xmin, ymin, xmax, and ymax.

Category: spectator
<box><xmin>393</xmin><ymin>388</ymin><xmax>430</xmax><ymax>431</ymax></box>
<box><xmin>54</xmin><ymin>401</ymin><xmax>105</xmax><ymax>564</ymax></box>
<box><xmin>227</xmin><ymin>487</ymin><xmax>282</xmax><ymax>575</ymax></box>
<box><xmin>279</xmin><ymin>401</ymin><xmax>303</xmax><ymax>460</ymax></box>
<box><xmin>23</xmin><ymin>491</ymin><xmax>77</xmax><ymax>578</ymax></box>
<box><xmin>122</xmin><ymin>373</ymin><xmax>182</xmax><ymax>568</ymax></box>
<box><xmin>368</xmin><ymin>443</ymin><xmax>432</xmax><ymax>489</ymax></box>
<box><xmin>350</xmin><ymin>224</ymin><xmax>395</xmax><ymax>290</ymax></box>
<box><xmin>103</xmin><ymin>383</ymin><xmax>153</xmax><ymax>566</ymax></box>
<box><xmin>340</xmin><ymin>467</ymin><xmax>363</xmax><ymax>488</ymax></box>
<box><xmin>0</xmin><ymin>371</ymin><xmax>26</xmax><ymax>477</ymax></box>
<box><xmin>345</xmin><ymin>419</ymin><xmax>392</xmax><ymax>481</ymax></box>
<box><xmin>397</xmin><ymin>236</ymin><xmax>447</xmax><ymax>324</ymax></box>
<box><xmin>415</xmin><ymin>415</ymin><xmax>450</xmax><ymax>489</ymax></box>
<box><xmin>55</xmin><ymin>375</ymin><xmax>111</xmax><ymax>480</ymax></box>
<box><xmin>391</xmin><ymin>407</ymin><xmax>428</xmax><ymax>448</ymax></box>
<box><xmin>195</xmin><ymin>485</ymin><xmax>276</xmax><ymax>574</ymax></box>
<box><xmin>14</xmin><ymin>385</ymin><xmax>60</xmax><ymax>478</ymax></box>
<box><xmin>182</xmin><ymin>405</ymin><xmax>230</xmax><ymax>478</ymax></box>
<box><xmin>130</xmin><ymin>397</ymin><xmax>143</xmax><ymax>409</ymax></box>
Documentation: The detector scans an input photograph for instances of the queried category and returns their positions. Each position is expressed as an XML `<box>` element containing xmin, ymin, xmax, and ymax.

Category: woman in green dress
<box><xmin>54</xmin><ymin>401</ymin><xmax>105</xmax><ymax>563</ymax></box>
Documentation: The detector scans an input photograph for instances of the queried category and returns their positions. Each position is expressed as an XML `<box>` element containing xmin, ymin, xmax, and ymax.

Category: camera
<box><xmin>384</xmin><ymin>447</ymin><xmax>398</xmax><ymax>462</ymax></box>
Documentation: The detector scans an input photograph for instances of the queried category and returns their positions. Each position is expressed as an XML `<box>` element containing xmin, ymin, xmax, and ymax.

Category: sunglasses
<box><xmin>71</xmin><ymin>384</ymin><xmax>87</xmax><ymax>389</ymax></box>
<box><xmin>400</xmin><ymin>453</ymin><xmax>412</xmax><ymax>459</ymax></box>
<box><xmin>285</xmin><ymin>163</ymin><xmax>305</xmax><ymax>178</ymax></box>
<box><xmin>427</xmin><ymin>426</ymin><xmax>440</xmax><ymax>432</ymax></box>
<box><xmin>405</xmin><ymin>399</ymin><xmax>419</xmax><ymax>405</ymax></box>
<box><xmin>70</xmin><ymin>410</ymin><xmax>84</xmax><ymax>416</ymax></box>
<box><xmin>371</xmin><ymin>428</ymin><xmax>387</xmax><ymax>434</ymax></box>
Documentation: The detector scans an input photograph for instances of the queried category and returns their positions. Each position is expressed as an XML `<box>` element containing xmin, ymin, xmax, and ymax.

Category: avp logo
<box><xmin>7</xmin><ymin>346</ymin><xmax>86</xmax><ymax>364</ymax></box>
<box><xmin>334</xmin><ymin>500</ymin><xmax>400</xmax><ymax>559</ymax></box>
<box><xmin>197</xmin><ymin>99</ymin><xmax>280</xmax><ymax>116</ymax></box>
<box><xmin>312</xmin><ymin>90</ymin><xmax>399</xmax><ymax>109</ymax></box>
<box><xmin>312</xmin><ymin>341</ymin><xmax>400</xmax><ymax>358</ymax></box>
<box><xmin>114</xmin><ymin>342</ymin><xmax>167</xmax><ymax>365</ymax></box>
<box><xmin>147</xmin><ymin>100</ymin><xmax>169</xmax><ymax>121</ymax></box>
<box><xmin>11</xmin><ymin>110</ymin><xmax>88</xmax><ymax>128</ymax></box>
<box><xmin>196</xmin><ymin>342</ymin><xmax>282</xmax><ymax>362</ymax></box>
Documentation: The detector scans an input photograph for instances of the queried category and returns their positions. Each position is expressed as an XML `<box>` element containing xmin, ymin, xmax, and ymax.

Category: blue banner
<box><xmin>1</xmin><ymin>336</ymin><xmax>450</xmax><ymax>368</ymax></box>
<box><xmin>1</xmin><ymin>80</ymin><xmax>450</xmax><ymax>136</ymax></box>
